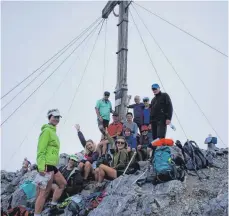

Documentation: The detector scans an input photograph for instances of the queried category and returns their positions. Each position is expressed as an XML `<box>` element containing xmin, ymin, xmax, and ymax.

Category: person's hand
<box><xmin>148</xmin><ymin>124</ymin><xmax>152</xmax><ymax>130</ymax></box>
<box><xmin>105</xmin><ymin>127</ymin><xmax>108</xmax><ymax>135</ymax></box>
<box><xmin>166</xmin><ymin>120</ymin><xmax>171</xmax><ymax>125</ymax></box>
<box><xmin>127</xmin><ymin>147</ymin><xmax>131</xmax><ymax>152</ymax></box>
<box><xmin>39</xmin><ymin>171</ymin><xmax>46</xmax><ymax>176</ymax></box>
<box><xmin>137</xmin><ymin>145</ymin><xmax>142</xmax><ymax>150</ymax></box>
<box><xmin>99</xmin><ymin>116</ymin><xmax>103</xmax><ymax>122</ymax></box>
<box><xmin>74</xmin><ymin>124</ymin><xmax>80</xmax><ymax>132</ymax></box>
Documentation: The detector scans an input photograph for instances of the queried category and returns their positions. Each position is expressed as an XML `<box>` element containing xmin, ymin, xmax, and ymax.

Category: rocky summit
<box><xmin>1</xmin><ymin>148</ymin><xmax>228</xmax><ymax>216</ymax></box>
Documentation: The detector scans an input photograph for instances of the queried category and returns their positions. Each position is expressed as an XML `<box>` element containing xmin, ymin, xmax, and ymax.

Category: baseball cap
<box><xmin>47</xmin><ymin>109</ymin><xmax>62</xmax><ymax>118</ymax></box>
<box><xmin>112</xmin><ymin>112</ymin><xmax>119</xmax><ymax>116</ymax></box>
<box><xmin>143</xmin><ymin>97</ymin><xmax>149</xmax><ymax>101</ymax></box>
<box><xmin>141</xmin><ymin>125</ymin><xmax>149</xmax><ymax>132</ymax></box>
<box><xmin>104</xmin><ymin>91</ymin><xmax>110</xmax><ymax>96</ymax></box>
<box><xmin>69</xmin><ymin>154</ymin><xmax>78</xmax><ymax>162</ymax></box>
<box><xmin>151</xmin><ymin>83</ymin><xmax>160</xmax><ymax>89</ymax></box>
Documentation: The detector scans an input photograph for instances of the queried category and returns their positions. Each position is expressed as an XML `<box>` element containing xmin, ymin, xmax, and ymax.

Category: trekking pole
<box><xmin>123</xmin><ymin>151</ymin><xmax>137</xmax><ymax>175</ymax></box>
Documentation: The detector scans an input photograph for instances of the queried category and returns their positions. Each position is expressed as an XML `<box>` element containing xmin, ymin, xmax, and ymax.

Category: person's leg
<box><xmin>137</xmin><ymin>150</ymin><xmax>143</xmax><ymax>161</ymax></box>
<box><xmin>52</xmin><ymin>171</ymin><xmax>67</xmax><ymax>204</ymax></box>
<box><xmin>151</xmin><ymin>121</ymin><xmax>158</xmax><ymax>140</ymax></box>
<box><xmin>157</xmin><ymin>119</ymin><xmax>167</xmax><ymax>138</ymax></box>
<box><xmin>84</xmin><ymin>161</ymin><xmax>93</xmax><ymax>180</ymax></box>
<box><xmin>102</xmin><ymin>140</ymin><xmax>109</xmax><ymax>155</ymax></box>
<box><xmin>103</xmin><ymin>120</ymin><xmax>109</xmax><ymax>129</ymax></box>
<box><xmin>94</xmin><ymin>168</ymin><xmax>99</xmax><ymax>182</ymax></box>
<box><xmin>34</xmin><ymin>172</ymin><xmax>54</xmax><ymax>214</ymax></box>
<box><xmin>78</xmin><ymin>162</ymin><xmax>85</xmax><ymax>170</ymax></box>
<box><xmin>98</xmin><ymin>164</ymin><xmax>117</xmax><ymax>183</ymax></box>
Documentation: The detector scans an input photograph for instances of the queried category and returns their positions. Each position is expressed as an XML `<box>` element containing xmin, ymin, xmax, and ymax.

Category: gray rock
<box><xmin>11</xmin><ymin>188</ymin><xmax>27</xmax><ymax>208</ymax></box>
<box><xmin>202</xmin><ymin>192</ymin><xmax>228</xmax><ymax>216</ymax></box>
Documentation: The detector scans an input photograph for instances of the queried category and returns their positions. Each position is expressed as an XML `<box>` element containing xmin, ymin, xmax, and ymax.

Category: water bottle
<box><xmin>170</xmin><ymin>123</ymin><xmax>176</xmax><ymax>131</ymax></box>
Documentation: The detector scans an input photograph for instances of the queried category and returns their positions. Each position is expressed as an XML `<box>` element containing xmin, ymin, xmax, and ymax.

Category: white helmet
<box><xmin>47</xmin><ymin>109</ymin><xmax>62</xmax><ymax>118</ymax></box>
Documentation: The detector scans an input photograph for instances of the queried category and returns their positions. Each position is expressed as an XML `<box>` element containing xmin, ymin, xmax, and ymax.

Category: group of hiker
<box><xmin>32</xmin><ymin>83</ymin><xmax>174</xmax><ymax>215</ymax></box>
<box><xmin>31</xmin><ymin>83</ymin><xmax>219</xmax><ymax>216</ymax></box>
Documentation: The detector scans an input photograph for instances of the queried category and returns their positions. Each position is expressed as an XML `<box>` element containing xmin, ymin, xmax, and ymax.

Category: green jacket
<box><xmin>112</xmin><ymin>149</ymin><xmax>129</xmax><ymax>170</ymax></box>
<box><xmin>37</xmin><ymin>124</ymin><xmax>60</xmax><ymax>172</ymax></box>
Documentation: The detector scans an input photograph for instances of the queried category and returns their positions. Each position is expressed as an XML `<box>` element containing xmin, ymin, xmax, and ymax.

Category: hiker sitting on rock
<box><xmin>107</xmin><ymin>112</ymin><xmax>123</xmax><ymax>141</ymax></box>
<box><xmin>95</xmin><ymin>134</ymin><xmax>129</xmax><ymax>185</ymax></box>
<box><xmin>75</xmin><ymin>124</ymin><xmax>99</xmax><ymax>181</ymax></box>
<box><xmin>123</xmin><ymin>127</ymin><xmax>137</xmax><ymax>160</ymax></box>
<box><xmin>51</xmin><ymin>155</ymin><xmax>83</xmax><ymax>200</ymax></box>
<box><xmin>97</xmin><ymin>133</ymin><xmax>110</xmax><ymax>158</ymax></box>
<box><xmin>137</xmin><ymin>125</ymin><xmax>152</xmax><ymax>161</ymax></box>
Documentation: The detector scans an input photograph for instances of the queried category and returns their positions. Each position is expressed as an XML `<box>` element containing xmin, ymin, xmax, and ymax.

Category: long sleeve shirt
<box><xmin>77</xmin><ymin>131</ymin><xmax>99</xmax><ymax>164</ymax></box>
<box><xmin>123</xmin><ymin>121</ymin><xmax>138</xmax><ymax>138</ymax></box>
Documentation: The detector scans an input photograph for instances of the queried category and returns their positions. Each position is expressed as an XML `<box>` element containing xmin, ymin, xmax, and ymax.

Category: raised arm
<box><xmin>74</xmin><ymin>124</ymin><xmax>86</xmax><ymax>148</ymax></box>
<box><xmin>127</xmin><ymin>104</ymin><xmax>135</xmax><ymax>109</ymax></box>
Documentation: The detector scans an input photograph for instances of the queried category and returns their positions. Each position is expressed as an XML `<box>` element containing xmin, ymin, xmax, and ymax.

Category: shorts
<box><xmin>116</xmin><ymin>169</ymin><xmax>124</xmax><ymax>177</ymax></box>
<box><xmin>45</xmin><ymin>165</ymin><xmax>58</xmax><ymax>174</ymax></box>
<box><xmin>98</xmin><ymin>119</ymin><xmax>109</xmax><ymax>129</ymax></box>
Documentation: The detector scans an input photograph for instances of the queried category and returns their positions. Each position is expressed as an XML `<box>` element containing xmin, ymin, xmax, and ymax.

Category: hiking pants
<box><xmin>151</xmin><ymin>119</ymin><xmax>167</xmax><ymax>140</ymax></box>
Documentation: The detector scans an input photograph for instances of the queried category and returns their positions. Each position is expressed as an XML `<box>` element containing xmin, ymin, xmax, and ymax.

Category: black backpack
<box><xmin>183</xmin><ymin>140</ymin><xmax>208</xmax><ymax>170</ymax></box>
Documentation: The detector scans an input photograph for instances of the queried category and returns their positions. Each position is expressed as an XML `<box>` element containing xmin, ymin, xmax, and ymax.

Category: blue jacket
<box><xmin>125</xmin><ymin>135</ymin><xmax>137</xmax><ymax>149</ymax></box>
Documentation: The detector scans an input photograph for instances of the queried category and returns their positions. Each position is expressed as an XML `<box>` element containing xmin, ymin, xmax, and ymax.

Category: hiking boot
<box><xmin>47</xmin><ymin>205</ymin><xmax>64</xmax><ymax>216</ymax></box>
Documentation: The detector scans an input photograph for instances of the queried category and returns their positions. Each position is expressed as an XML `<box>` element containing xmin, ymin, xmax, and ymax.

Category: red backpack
<box><xmin>3</xmin><ymin>206</ymin><xmax>33</xmax><ymax>216</ymax></box>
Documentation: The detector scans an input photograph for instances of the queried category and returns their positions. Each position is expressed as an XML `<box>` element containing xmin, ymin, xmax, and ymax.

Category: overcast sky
<box><xmin>1</xmin><ymin>1</ymin><xmax>228</xmax><ymax>171</ymax></box>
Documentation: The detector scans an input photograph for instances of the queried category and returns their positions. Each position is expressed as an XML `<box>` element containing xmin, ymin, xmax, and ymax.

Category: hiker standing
<box><xmin>150</xmin><ymin>84</ymin><xmax>173</xmax><ymax>140</ymax></box>
<box><xmin>35</xmin><ymin>109</ymin><xmax>67</xmax><ymax>216</ymax></box>
<box><xmin>95</xmin><ymin>91</ymin><xmax>114</xmax><ymax>130</ymax></box>
<box><xmin>127</xmin><ymin>95</ymin><xmax>144</xmax><ymax>132</ymax></box>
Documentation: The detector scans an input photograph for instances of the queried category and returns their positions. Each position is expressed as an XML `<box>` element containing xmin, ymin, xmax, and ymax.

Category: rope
<box><xmin>130</xmin><ymin>10</ymin><xmax>188</xmax><ymax>139</ymax></box>
<box><xmin>1</xmin><ymin>17</ymin><xmax>102</xmax><ymax>100</ymax></box>
<box><xmin>133</xmin><ymin>2</ymin><xmax>228</xmax><ymax>58</ymax></box>
<box><xmin>6</xmin><ymin>23</ymin><xmax>96</xmax><ymax>165</ymax></box>
<box><xmin>60</xmin><ymin>19</ymin><xmax>105</xmax><ymax>132</ymax></box>
<box><xmin>1</xmin><ymin>18</ymin><xmax>102</xmax><ymax>110</ymax></box>
<box><xmin>1</xmin><ymin>20</ymin><xmax>103</xmax><ymax>127</ymax></box>
<box><xmin>132</xmin><ymin>4</ymin><xmax>226</xmax><ymax>146</ymax></box>
<box><xmin>103</xmin><ymin>19</ymin><xmax>108</xmax><ymax>92</ymax></box>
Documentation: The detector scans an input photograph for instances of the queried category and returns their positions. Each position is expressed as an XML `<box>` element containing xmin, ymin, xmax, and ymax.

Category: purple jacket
<box><xmin>128</xmin><ymin>103</ymin><xmax>144</xmax><ymax>124</ymax></box>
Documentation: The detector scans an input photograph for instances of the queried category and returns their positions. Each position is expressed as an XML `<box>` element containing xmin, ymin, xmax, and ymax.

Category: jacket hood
<box><xmin>41</xmin><ymin>124</ymin><xmax>56</xmax><ymax>132</ymax></box>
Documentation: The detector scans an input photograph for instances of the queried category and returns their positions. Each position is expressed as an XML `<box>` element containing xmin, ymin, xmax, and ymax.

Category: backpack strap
<box><xmin>66</xmin><ymin>167</ymin><xmax>78</xmax><ymax>182</ymax></box>
<box><xmin>59</xmin><ymin>165</ymin><xmax>67</xmax><ymax>173</ymax></box>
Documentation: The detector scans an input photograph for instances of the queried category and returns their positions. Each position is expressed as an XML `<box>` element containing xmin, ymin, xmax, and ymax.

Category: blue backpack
<box><xmin>153</xmin><ymin>146</ymin><xmax>179</xmax><ymax>183</ymax></box>
<box><xmin>153</xmin><ymin>146</ymin><xmax>173</xmax><ymax>174</ymax></box>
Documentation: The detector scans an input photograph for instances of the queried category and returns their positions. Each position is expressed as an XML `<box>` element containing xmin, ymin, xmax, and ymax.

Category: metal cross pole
<box><xmin>102</xmin><ymin>1</ymin><xmax>130</xmax><ymax>122</ymax></box>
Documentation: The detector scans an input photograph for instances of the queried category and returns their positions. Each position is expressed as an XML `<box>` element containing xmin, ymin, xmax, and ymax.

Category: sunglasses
<box><xmin>105</xmin><ymin>94</ymin><xmax>110</xmax><ymax>97</ymax></box>
<box><xmin>143</xmin><ymin>100</ymin><xmax>148</xmax><ymax>102</ymax></box>
<box><xmin>152</xmin><ymin>88</ymin><xmax>158</xmax><ymax>91</ymax></box>
<box><xmin>54</xmin><ymin>116</ymin><xmax>61</xmax><ymax>120</ymax></box>
<box><xmin>116</xmin><ymin>141</ymin><xmax>125</xmax><ymax>145</ymax></box>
